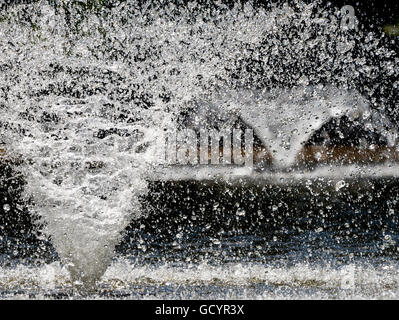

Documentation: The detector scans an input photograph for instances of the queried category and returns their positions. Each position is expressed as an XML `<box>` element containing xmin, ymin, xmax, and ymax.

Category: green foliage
<box><xmin>384</xmin><ymin>21</ymin><xmax>399</xmax><ymax>37</ymax></box>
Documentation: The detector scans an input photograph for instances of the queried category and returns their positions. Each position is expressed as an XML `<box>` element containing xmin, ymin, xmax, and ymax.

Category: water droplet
<box><xmin>335</xmin><ymin>180</ymin><xmax>346</xmax><ymax>191</ymax></box>
<box><xmin>212</xmin><ymin>239</ymin><xmax>221</xmax><ymax>245</ymax></box>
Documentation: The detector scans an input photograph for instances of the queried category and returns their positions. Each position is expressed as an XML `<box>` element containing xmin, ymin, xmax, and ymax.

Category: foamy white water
<box><xmin>0</xmin><ymin>258</ymin><xmax>398</xmax><ymax>299</ymax></box>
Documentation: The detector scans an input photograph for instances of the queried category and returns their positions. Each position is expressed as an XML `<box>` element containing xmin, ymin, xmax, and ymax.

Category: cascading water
<box><xmin>0</xmin><ymin>0</ymin><xmax>398</xmax><ymax>298</ymax></box>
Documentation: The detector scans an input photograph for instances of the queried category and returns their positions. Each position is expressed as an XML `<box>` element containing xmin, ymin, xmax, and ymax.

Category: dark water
<box><xmin>120</xmin><ymin>178</ymin><xmax>399</xmax><ymax>263</ymax></box>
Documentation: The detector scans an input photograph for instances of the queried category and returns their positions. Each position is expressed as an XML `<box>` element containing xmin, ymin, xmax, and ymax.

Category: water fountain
<box><xmin>0</xmin><ymin>0</ymin><xmax>398</xmax><ymax>298</ymax></box>
<box><xmin>158</xmin><ymin>85</ymin><xmax>398</xmax><ymax>182</ymax></box>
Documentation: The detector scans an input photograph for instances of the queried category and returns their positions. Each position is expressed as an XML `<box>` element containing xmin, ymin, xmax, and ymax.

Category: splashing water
<box><xmin>0</xmin><ymin>0</ymin><xmax>398</xmax><ymax>294</ymax></box>
<box><xmin>1</xmin><ymin>259</ymin><xmax>399</xmax><ymax>299</ymax></box>
<box><xmin>191</xmin><ymin>85</ymin><xmax>397</xmax><ymax>168</ymax></box>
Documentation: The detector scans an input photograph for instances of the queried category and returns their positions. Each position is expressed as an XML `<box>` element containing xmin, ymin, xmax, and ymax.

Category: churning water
<box><xmin>0</xmin><ymin>0</ymin><xmax>399</xmax><ymax>298</ymax></box>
